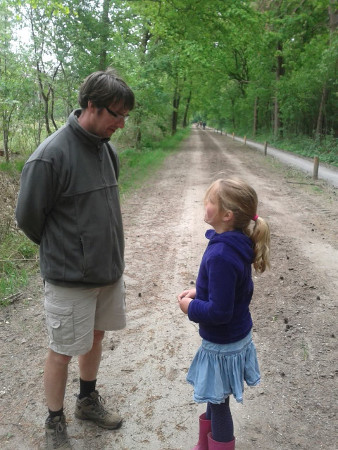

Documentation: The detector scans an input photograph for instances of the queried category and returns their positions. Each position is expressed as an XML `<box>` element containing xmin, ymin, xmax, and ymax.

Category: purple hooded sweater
<box><xmin>188</xmin><ymin>229</ymin><xmax>255</xmax><ymax>344</ymax></box>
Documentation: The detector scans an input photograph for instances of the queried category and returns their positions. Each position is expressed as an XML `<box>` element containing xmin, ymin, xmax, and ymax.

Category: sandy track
<box><xmin>0</xmin><ymin>128</ymin><xmax>337</xmax><ymax>449</ymax></box>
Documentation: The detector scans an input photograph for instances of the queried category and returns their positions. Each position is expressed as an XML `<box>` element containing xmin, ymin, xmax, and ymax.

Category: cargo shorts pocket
<box><xmin>45</xmin><ymin>303</ymin><xmax>75</xmax><ymax>345</ymax></box>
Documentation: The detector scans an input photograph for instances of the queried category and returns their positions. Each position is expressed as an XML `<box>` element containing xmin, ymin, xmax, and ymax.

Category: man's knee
<box><xmin>93</xmin><ymin>329</ymin><xmax>105</xmax><ymax>344</ymax></box>
<box><xmin>48</xmin><ymin>348</ymin><xmax>72</xmax><ymax>366</ymax></box>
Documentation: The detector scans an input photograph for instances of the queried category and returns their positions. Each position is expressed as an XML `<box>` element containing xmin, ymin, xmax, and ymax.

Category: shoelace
<box><xmin>53</xmin><ymin>421</ymin><xmax>68</xmax><ymax>447</ymax></box>
<box><xmin>92</xmin><ymin>394</ymin><xmax>109</xmax><ymax>417</ymax></box>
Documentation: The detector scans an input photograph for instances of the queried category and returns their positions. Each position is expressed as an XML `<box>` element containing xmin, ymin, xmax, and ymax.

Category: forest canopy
<box><xmin>0</xmin><ymin>0</ymin><xmax>337</xmax><ymax>162</ymax></box>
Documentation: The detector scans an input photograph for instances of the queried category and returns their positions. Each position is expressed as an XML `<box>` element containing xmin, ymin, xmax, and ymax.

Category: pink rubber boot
<box><xmin>192</xmin><ymin>413</ymin><xmax>212</xmax><ymax>450</ymax></box>
<box><xmin>207</xmin><ymin>432</ymin><xmax>235</xmax><ymax>449</ymax></box>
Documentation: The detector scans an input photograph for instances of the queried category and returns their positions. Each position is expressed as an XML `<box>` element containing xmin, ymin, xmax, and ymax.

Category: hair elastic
<box><xmin>252</xmin><ymin>214</ymin><xmax>258</xmax><ymax>222</ymax></box>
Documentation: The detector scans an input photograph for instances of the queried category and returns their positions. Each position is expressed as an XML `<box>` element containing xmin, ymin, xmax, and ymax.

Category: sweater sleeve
<box><xmin>188</xmin><ymin>255</ymin><xmax>237</xmax><ymax>325</ymax></box>
<box><xmin>15</xmin><ymin>160</ymin><xmax>61</xmax><ymax>245</ymax></box>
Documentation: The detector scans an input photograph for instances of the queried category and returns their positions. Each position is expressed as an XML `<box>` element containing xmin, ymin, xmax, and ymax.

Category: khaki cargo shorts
<box><xmin>44</xmin><ymin>277</ymin><xmax>126</xmax><ymax>356</ymax></box>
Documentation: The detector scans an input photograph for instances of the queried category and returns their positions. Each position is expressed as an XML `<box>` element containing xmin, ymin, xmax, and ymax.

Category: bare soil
<box><xmin>0</xmin><ymin>129</ymin><xmax>337</xmax><ymax>449</ymax></box>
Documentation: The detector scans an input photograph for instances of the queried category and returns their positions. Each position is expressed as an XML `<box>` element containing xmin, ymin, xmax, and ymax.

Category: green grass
<box><xmin>248</xmin><ymin>133</ymin><xmax>338</xmax><ymax>167</ymax></box>
<box><xmin>0</xmin><ymin>263</ymin><xmax>29</xmax><ymax>306</ymax></box>
<box><xmin>0</xmin><ymin>160</ymin><xmax>26</xmax><ymax>175</ymax></box>
<box><xmin>118</xmin><ymin>128</ymin><xmax>191</xmax><ymax>196</ymax></box>
<box><xmin>0</xmin><ymin>232</ymin><xmax>39</xmax><ymax>306</ymax></box>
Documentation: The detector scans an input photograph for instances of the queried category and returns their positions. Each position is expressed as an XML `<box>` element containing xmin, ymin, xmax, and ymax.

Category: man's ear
<box><xmin>87</xmin><ymin>100</ymin><xmax>95</xmax><ymax>110</ymax></box>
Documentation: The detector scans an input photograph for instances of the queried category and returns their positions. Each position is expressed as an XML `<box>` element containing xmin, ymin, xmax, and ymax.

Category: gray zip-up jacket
<box><xmin>16</xmin><ymin>110</ymin><xmax>124</xmax><ymax>287</ymax></box>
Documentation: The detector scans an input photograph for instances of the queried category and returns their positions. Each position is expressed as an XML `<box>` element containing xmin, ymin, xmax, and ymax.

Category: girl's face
<box><xmin>204</xmin><ymin>189</ymin><xmax>225</xmax><ymax>232</ymax></box>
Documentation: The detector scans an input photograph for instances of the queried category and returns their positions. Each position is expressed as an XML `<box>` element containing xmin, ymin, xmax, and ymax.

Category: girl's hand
<box><xmin>178</xmin><ymin>296</ymin><xmax>193</xmax><ymax>314</ymax></box>
<box><xmin>177</xmin><ymin>288</ymin><xmax>196</xmax><ymax>300</ymax></box>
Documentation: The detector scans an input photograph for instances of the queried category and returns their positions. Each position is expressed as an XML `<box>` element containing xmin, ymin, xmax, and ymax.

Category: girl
<box><xmin>178</xmin><ymin>178</ymin><xmax>270</xmax><ymax>450</ymax></box>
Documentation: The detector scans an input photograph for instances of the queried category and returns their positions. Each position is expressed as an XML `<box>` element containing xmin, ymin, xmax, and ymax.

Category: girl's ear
<box><xmin>222</xmin><ymin>210</ymin><xmax>234</xmax><ymax>222</ymax></box>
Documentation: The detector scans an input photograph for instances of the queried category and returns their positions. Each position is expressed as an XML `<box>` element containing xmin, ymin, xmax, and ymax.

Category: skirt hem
<box><xmin>187</xmin><ymin>332</ymin><xmax>261</xmax><ymax>404</ymax></box>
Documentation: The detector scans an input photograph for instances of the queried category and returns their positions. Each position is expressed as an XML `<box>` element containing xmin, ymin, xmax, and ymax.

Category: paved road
<box><xmin>221</xmin><ymin>133</ymin><xmax>338</xmax><ymax>188</ymax></box>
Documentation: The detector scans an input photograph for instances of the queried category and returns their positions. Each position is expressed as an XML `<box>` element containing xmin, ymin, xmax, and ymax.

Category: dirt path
<box><xmin>0</xmin><ymin>129</ymin><xmax>337</xmax><ymax>449</ymax></box>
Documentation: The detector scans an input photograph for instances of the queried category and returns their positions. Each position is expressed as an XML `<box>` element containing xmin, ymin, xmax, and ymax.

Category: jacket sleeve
<box><xmin>15</xmin><ymin>160</ymin><xmax>60</xmax><ymax>245</ymax></box>
<box><xmin>106</xmin><ymin>143</ymin><xmax>120</xmax><ymax>180</ymax></box>
<box><xmin>188</xmin><ymin>255</ymin><xmax>237</xmax><ymax>325</ymax></box>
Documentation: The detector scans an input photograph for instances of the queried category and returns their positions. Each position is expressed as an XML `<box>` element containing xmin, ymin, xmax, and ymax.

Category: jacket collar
<box><xmin>68</xmin><ymin>109</ymin><xmax>111</xmax><ymax>148</ymax></box>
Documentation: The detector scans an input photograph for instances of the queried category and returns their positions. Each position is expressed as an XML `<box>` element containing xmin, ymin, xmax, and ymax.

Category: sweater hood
<box><xmin>205</xmin><ymin>229</ymin><xmax>254</xmax><ymax>264</ymax></box>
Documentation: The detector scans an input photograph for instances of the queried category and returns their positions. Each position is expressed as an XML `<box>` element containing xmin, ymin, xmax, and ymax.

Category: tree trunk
<box><xmin>182</xmin><ymin>90</ymin><xmax>191</xmax><ymax>128</ymax></box>
<box><xmin>40</xmin><ymin>89</ymin><xmax>52</xmax><ymax>136</ymax></box>
<box><xmin>136</xmin><ymin>127</ymin><xmax>142</xmax><ymax>147</ymax></box>
<box><xmin>3</xmin><ymin>124</ymin><xmax>10</xmax><ymax>163</ymax></box>
<box><xmin>273</xmin><ymin>98</ymin><xmax>279</xmax><ymax>137</ymax></box>
<box><xmin>253</xmin><ymin>97</ymin><xmax>258</xmax><ymax>138</ymax></box>
<box><xmin>231</xmin><ymin>99</ymin><xmax>235</xmax><ymax>129</ymax></box>
<box><xmin>274</xmin><ymin>42</ymin><xmax>284</xmax><ymax>138</ymax></box>
<box><xmin>50</xmin><ymin>87</ymin><xmax>58</xmax><ymax>131</ymax></box>
<box><xmin>172</xmin><ymin>83</ymin><xmax>180</xmax><ymax>135</ymax></box>
<box><xmin>328</xmin><ymin>1</ymin><xmax>338</xmax><ymax>33</ymax></box>
<box><xmin>35</xmin><ymin>117</ymin><xmax>43</xmax><ymax>147</ymax></box>
<box><xmin>99</xmin><ymin>0</ymin><xmax>111</xmax><ymax>70</ymax></box>
<box><xmin>316</xmin><ymin>84</ymin><xmax>327</xmax><ymax>137</ymax></box>
<box><xmin>135</xmin><ymin>114</ymin><xmax>142</xmax><ymax>148</ymax></box>
<box><xmin>140</xmin><ymin>27</ymin><xmax>151</xmax><ymax>54</ymax></box>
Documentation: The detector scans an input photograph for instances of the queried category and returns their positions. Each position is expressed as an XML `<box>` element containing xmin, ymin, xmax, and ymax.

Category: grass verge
<box><xmin>0</xmin><ymin>232</ymin><xmax>39</xmax><ymax>306</ymax></box>
<box><xmin>118</xmin><ymin>128</ymin><xmax>191</xmax><ymax>196</ymax></box>
<box><xmin>249</xmin><ymin>133</ymin><xmax>338</xmax><ymax>167</ymax></box>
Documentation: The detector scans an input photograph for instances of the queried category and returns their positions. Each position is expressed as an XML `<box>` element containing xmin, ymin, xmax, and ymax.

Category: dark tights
<box><xmin>205</xmin><ymin>397</ymin><xmax>234</xmax><ymax>442</ymax></box>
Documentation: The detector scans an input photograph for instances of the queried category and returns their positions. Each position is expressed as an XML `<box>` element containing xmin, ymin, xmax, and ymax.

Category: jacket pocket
<box><xmin>45</xmin><ymin>303</ymin><xmax>74</xmax><ymax>345</ymax></box>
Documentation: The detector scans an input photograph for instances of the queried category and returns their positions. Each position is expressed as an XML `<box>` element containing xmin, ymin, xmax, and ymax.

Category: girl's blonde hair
<box><xmin>205</xmin><ymin>178</ymin><xmax>270</xmax><ymax>273</ymax></box>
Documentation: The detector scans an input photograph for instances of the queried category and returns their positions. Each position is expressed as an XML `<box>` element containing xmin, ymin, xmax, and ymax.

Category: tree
<box><xmin>316</xmin><ymin>1</ymin><xmax>337</xmax><ymax>137</ymax></box>
<box><xmin>1</xmin><ymin>0</ymin><xmax>336</xmax><ymax>157</ymax></box>
<box><xmin>0</xmin><ymin>2</ymin><xmax>27</xmax><ymax>161</ymax></box>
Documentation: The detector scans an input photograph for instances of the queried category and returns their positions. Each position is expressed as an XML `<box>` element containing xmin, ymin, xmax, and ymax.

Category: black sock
<box><xmin>79</xmin><ymin>378</ymin><xmax>96</xmax><ymax>399</ymax></box>
<box><xmin>48</xmin><ymin>407</ymin><xmax>64</xmax><ymax>419</ymax></box>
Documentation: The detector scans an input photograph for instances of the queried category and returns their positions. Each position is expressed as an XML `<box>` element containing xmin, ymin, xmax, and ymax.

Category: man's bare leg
<box><xmin>78</xmin><ymin>330</ymin><xmax>104</xmax><ymax>381</ymax></box>
<box><xmin>44</xmin><ymin>349</ymin><xmax>72</xmax><ymax>411</ymax></box>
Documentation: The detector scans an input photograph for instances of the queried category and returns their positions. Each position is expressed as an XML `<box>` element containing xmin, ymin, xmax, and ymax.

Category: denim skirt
<box><xmin>186</xmin><ymin>331</ymin><xmax>260</xmax><ymax>404</ymax></box>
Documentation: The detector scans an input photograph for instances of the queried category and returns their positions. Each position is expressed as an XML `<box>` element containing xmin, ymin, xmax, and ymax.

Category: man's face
<box><xmin>86</xmin><ymin>101</ymin><xmax>129</xmax><ymax>139</ymax></box>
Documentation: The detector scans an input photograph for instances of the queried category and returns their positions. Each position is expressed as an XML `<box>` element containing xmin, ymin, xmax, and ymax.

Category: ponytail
<box><xmin>251</xmin><ymin>216</ymin><xmax>270</xmax><ymax>273</ymax></box>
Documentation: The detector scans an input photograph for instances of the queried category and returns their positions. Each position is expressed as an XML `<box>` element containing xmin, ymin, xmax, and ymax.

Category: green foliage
<box><xmin>118</xmin><ymin>128</ymin><xmax>191</xmax><ymax>196</ymax></box>
<box><xmin>249</xmin><ymin>131</ymin><xmax>338</xmax><ymax>167</ymax></box>
<box><xmin>17</xmin><ymin>240</ymin><xmax>37</xmax><ymax>259</ymax></box>
<box><xmin>0</xmin><ymin>160</ymin><xmax>25</xmax><ymax>174</ymax></box>
<box><xmin>0</xmin><ymin>230</ymin><xmax>39</xmax><ymax>304</ymax></box>
<box><xmin>276</xmin><ymin>134</ymin><xmax>338</xmax><ymax>167</ymax></box>
<box><xmin>0</xmin><ymin>261</ymin><xmax>29</xmax><ymax>306</ymax></box>
<box><xmin>1</xmin><ymin>0</ymin><xmax>336</xmax><ymax>157</ymax></box>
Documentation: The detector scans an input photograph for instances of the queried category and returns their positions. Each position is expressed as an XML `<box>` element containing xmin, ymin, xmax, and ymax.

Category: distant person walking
<box><xmin>16</xmin><ymin>69</ymin><xmax>135</xmax><ymax>449</ymax></box>
<box><xmin>178</xmin><ymin>178</ymin><xmax>270</xmax><ymax>450</ymax></box>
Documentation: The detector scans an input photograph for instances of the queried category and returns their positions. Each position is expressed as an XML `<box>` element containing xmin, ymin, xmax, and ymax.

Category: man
<box><xmin>16</xmin><ymin>69</ymin><xmax>135</xmax><ymax>449</ymax></box>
